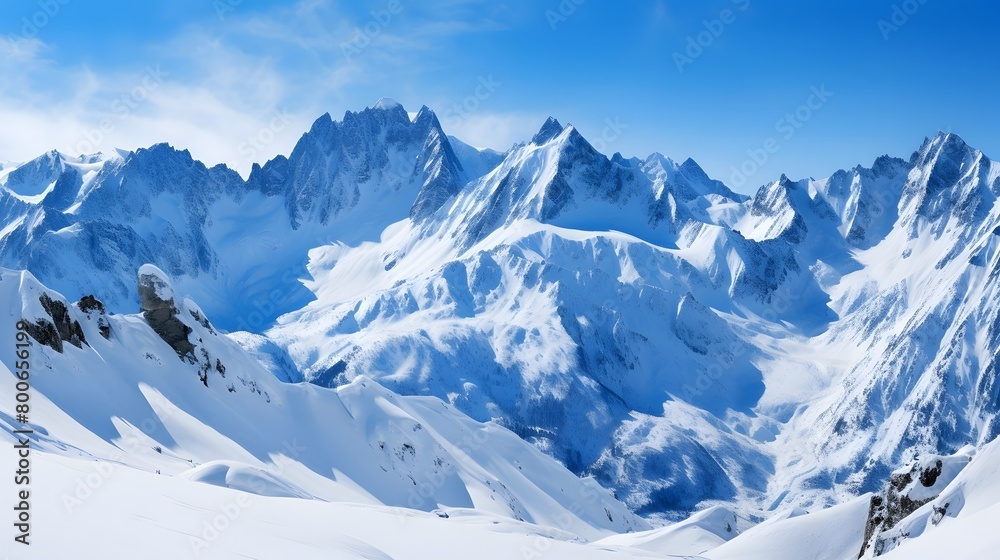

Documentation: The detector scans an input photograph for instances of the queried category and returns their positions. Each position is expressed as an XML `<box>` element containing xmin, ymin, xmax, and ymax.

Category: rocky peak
<box><xmin>4</xmin><ymin>150</ymin><xmax>64</xmax><ymax>197</ymax></box>
<box><xmin>532</xmin><ymin>117</ymin><xmax>565</xmax><ymax>145</ymax></box>
<box><xmin>138</xmin><ymin>264</ymin><xmax>195</xmax><ymax>358</ymax></box>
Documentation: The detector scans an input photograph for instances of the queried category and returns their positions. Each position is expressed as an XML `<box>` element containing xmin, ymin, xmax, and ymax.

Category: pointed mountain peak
<box><xmin>930</xmin><ymin>131</ymin><xmax>970</xmax><ymax>152</ymax></box>
<box><xmin>414</xmin><ymin>104</ymin><xmax>434</xmax><ymax>118</ymax></box>
<box><xmin>644</xmin><ymin>152</ymin><xmax>675</xmax><ymax>164</ymax></box>
<box><xmin>2</xmin><ymin>150</ymin><xmax>67</xmax><ymax>197</ymax></box>
<box><xmin>70</xmin><ymin>150</ymin><xmax>120</xmax><ymax>165</ymax></box>
<box><xmin>678</xmin><ymin>157</ymin><xmax>714</xmax><ymax>182</ymax></box>
<box><xmin>531</xmin><ymin>117</ymin><xmax>564</xmax><ymax>145</ymax></box>
<box><xmin>371</xmin><ymin>97</ymin><xmax>403</xmax><ymax>111</ymax></box>
<box><xmin>307</xmin><ymin>112</ymin><xmax>335</xmax><ymax>133</ymax></box>
<box><xmin>869</xmin><ymin>154</ymin><xmax>909</xmax><ymax>178</ymax></box>
<box><xmin>351</xmin><ymin>98</ymin><xmax>410</xmax><ymax>125</ymax></box>
<box><xmin>679</xmin><ymin>157</ymin><xmax>700</xmax><ymax>169</ymax></box>
<box><xmin>640</xmin><ymin>153</ymin><xmax>745</xmax><ymax>203</ymax></box>
<box><xmin>910</xmin><ymin>131</ymin><xmax>977</xmax><ymax>166</ymax></box>
<box><xmin>139</xmin><ymin>142</ymin><xmax>192</xmax><ymax>160</ymax></box>
<box><xmin>777</xmin><ymin>173</ymin><xmax>800</xmax><ymax>188</ymax></box>
<box><xmin>412</xmin><ymin>105</ymin><xmax>443</xmax><ymax>131</ymax></box>
<box><xmin>10</xmin><ymin>149</ymin><xmax>66</xmax><ymax>169</ymax></box>
<box><xmin>932</xmin><ymin>130</ymin><xmax>965</xmax><ymax>143</ymax></box>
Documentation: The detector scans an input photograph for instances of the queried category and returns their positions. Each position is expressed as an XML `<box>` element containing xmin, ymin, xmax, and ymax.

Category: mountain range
<box><xmin>2</xmin><ymin>98</ymin><xmax>1000</xmax><ymax>558</ymax></box>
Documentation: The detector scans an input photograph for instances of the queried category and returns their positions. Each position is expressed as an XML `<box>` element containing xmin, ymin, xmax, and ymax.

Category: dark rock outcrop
<box><xmin>23</xmin><ymin>293</ymin><xmax>87</xmax><ymax>352</ymax></box>
<box><xmin>23</xmin><ymin>318</ymin><xmax>63</xmax><ymax>353</ymax></box>
<box><xmin>138</xmin><ymin>266</ymin><xmax>195</xmax><ymax>358</ymax></box>
<box><xmin>77</xmin><ymin>294</ymin><xmax>105</xmax><ymax>314</ymax></box>
<box><xmin>136</xmin><ymin>265</ymin><xmax>231</xmax><ymax>389</ymax></box>
<box><xmin>77</xmin><ymin>294</ymin><xmax>111</xmax><ymax>339</ymax></box>
<box><xmin>40</xmin><ymin>293</ymin><xmax>87</xmax><ymax>348</ymax></box>
<box><xmin>859</xmin><ymin>458</ymin><xmax>946</xmax><ymax>557</ymax></box>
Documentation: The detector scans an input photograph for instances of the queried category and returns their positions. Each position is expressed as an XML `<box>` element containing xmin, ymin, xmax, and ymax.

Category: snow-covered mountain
<box><xmin>3</xmin><ymin>98</ymin><xmax>1000</xmax><ymax>557</ymax></box>
<box><xmin>0</xmin><ymin>100</ymin><xmax>474</xmax><ymax>333</ymax></box>
<box><xmin>0</xmin><ymin>266</ymin><xmax>647</xmax><ymax>558</ymax></box>
<box><xmin>267</xmin><ymin>117</ymin><xmax>783</xmax><ymax>518</ymax></box>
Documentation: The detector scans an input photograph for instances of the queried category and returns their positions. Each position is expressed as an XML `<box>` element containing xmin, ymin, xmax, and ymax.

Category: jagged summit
<box><xmin>910</xmin><ymin>131</ymin><xmax>975</xmax><ymax>163</ymax></box>
<box><xmin>532</xmin><ymin>116</ymin><xmax>565</xmax><ymax>145</ymax></box>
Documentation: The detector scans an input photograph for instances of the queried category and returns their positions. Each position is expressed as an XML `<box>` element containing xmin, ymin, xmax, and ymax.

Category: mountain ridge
<box><xmin>1</xmin><ymin>100</ymin><xmax>997</xmax><ymax>524</ymax></box>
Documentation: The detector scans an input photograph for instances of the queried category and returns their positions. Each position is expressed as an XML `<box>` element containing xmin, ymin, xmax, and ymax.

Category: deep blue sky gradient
<box><xmin>1</xmin><ymin>0</ymin><xmax>996</xmax><ymax>191</ymax></box>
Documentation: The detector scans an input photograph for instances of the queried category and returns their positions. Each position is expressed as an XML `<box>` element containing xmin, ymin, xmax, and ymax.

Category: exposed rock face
<box><xmin>859</xmin><ymin>450</ymin><xmax>971</xmax><ymax>557</ymax></box>
<box><xmin>77</xmin><ymin>294</ymin><xmax>105</xmax><ymax>314</ymax></box>
<box><xmin>860</xmin><ymin>470</ymin><xmax>932</xmax><ymax>557</ymax></box>
<box><xmin>40</xmin><ymin>293</ymin><xmax>87</xmax><ymax>348</ymax></box>
<box><xmin>24</xmin><ymin>293</ymin><xmax>87</xmax><ymax>352</ymax></box>
<box><xmin>78</xmin><ymin>294</ymin><xmax>111</xmax><ymax>339</ymax></box>
<box><xmin>138</xmin><ymin>265</ymin><xmax>195</xmax><ymax>358</ymax></box>
<box><xmin>23</xmin><ymin>317</ymin><xmax>62</xmax><ymax>352</ymax></box>
<box><xmin>136</xmin><ymin>264</ymin><xmax>230</xmax><ymax>388</ymax></box>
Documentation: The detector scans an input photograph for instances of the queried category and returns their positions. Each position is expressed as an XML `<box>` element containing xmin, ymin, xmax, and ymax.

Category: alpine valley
<box><xmin>2</xmin><ymin>99</ymin><xmax>1000</xmax><ymax>559</ymax></box>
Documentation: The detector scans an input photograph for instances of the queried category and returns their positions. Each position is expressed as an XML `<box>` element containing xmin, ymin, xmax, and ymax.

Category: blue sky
<box><xmin>1</xmin><ymin>0</ymin><xmax>996</xmax><ymax>191</ymax></box>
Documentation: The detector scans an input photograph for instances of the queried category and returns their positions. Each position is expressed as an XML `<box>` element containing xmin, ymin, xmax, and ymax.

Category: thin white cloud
<box><xmin>0</xmin><ymin>0</ymin><xmax>520</xmax><ymax>175</ymax></box>
<box><xmin>444</xmin><ymin>112</ymin><xmax>546</xmax><ymax>152</ymax></box>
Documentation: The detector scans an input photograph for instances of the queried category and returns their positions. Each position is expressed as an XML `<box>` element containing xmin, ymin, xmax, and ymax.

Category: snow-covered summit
<box><xmin>371</xmin><ymin>96</ymin><xmax>403</xmax><ymax>111</ymax></box>
<box><xmin>532</xmin><ymin>116</ymin><xmax>566</xmax><ymax>145</ymax></box>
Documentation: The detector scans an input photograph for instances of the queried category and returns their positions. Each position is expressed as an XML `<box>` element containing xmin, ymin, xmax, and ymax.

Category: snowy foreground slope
<box><xmin>0</xmin><ymin>451</ymin><xmax>662</xmax><ymax>560</ymax></box>
<box><xmin>0</xmin><ymin>267</ymin><xmax>648</xmax><ymax>558</ymax></box>
<box><xmin>3</xmin><ymin>264</ymin><xmax>1000</xmax><ymax>558</ymax></box>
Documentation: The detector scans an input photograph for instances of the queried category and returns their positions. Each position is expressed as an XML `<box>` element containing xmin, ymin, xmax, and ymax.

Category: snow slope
<box><xmin>0</xmin><ymin>266</ymin><xmax>647</xmax><ymax>558</ymax></box>
<box><xmin>0</xmin><ymin>449</ymin><xmax>664</xmax><ymax>559</ymax></box>
<box><xmin>594</xmin><ymin>505</ymin><xmax>748</xmax><ymax>556</ymax></box>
